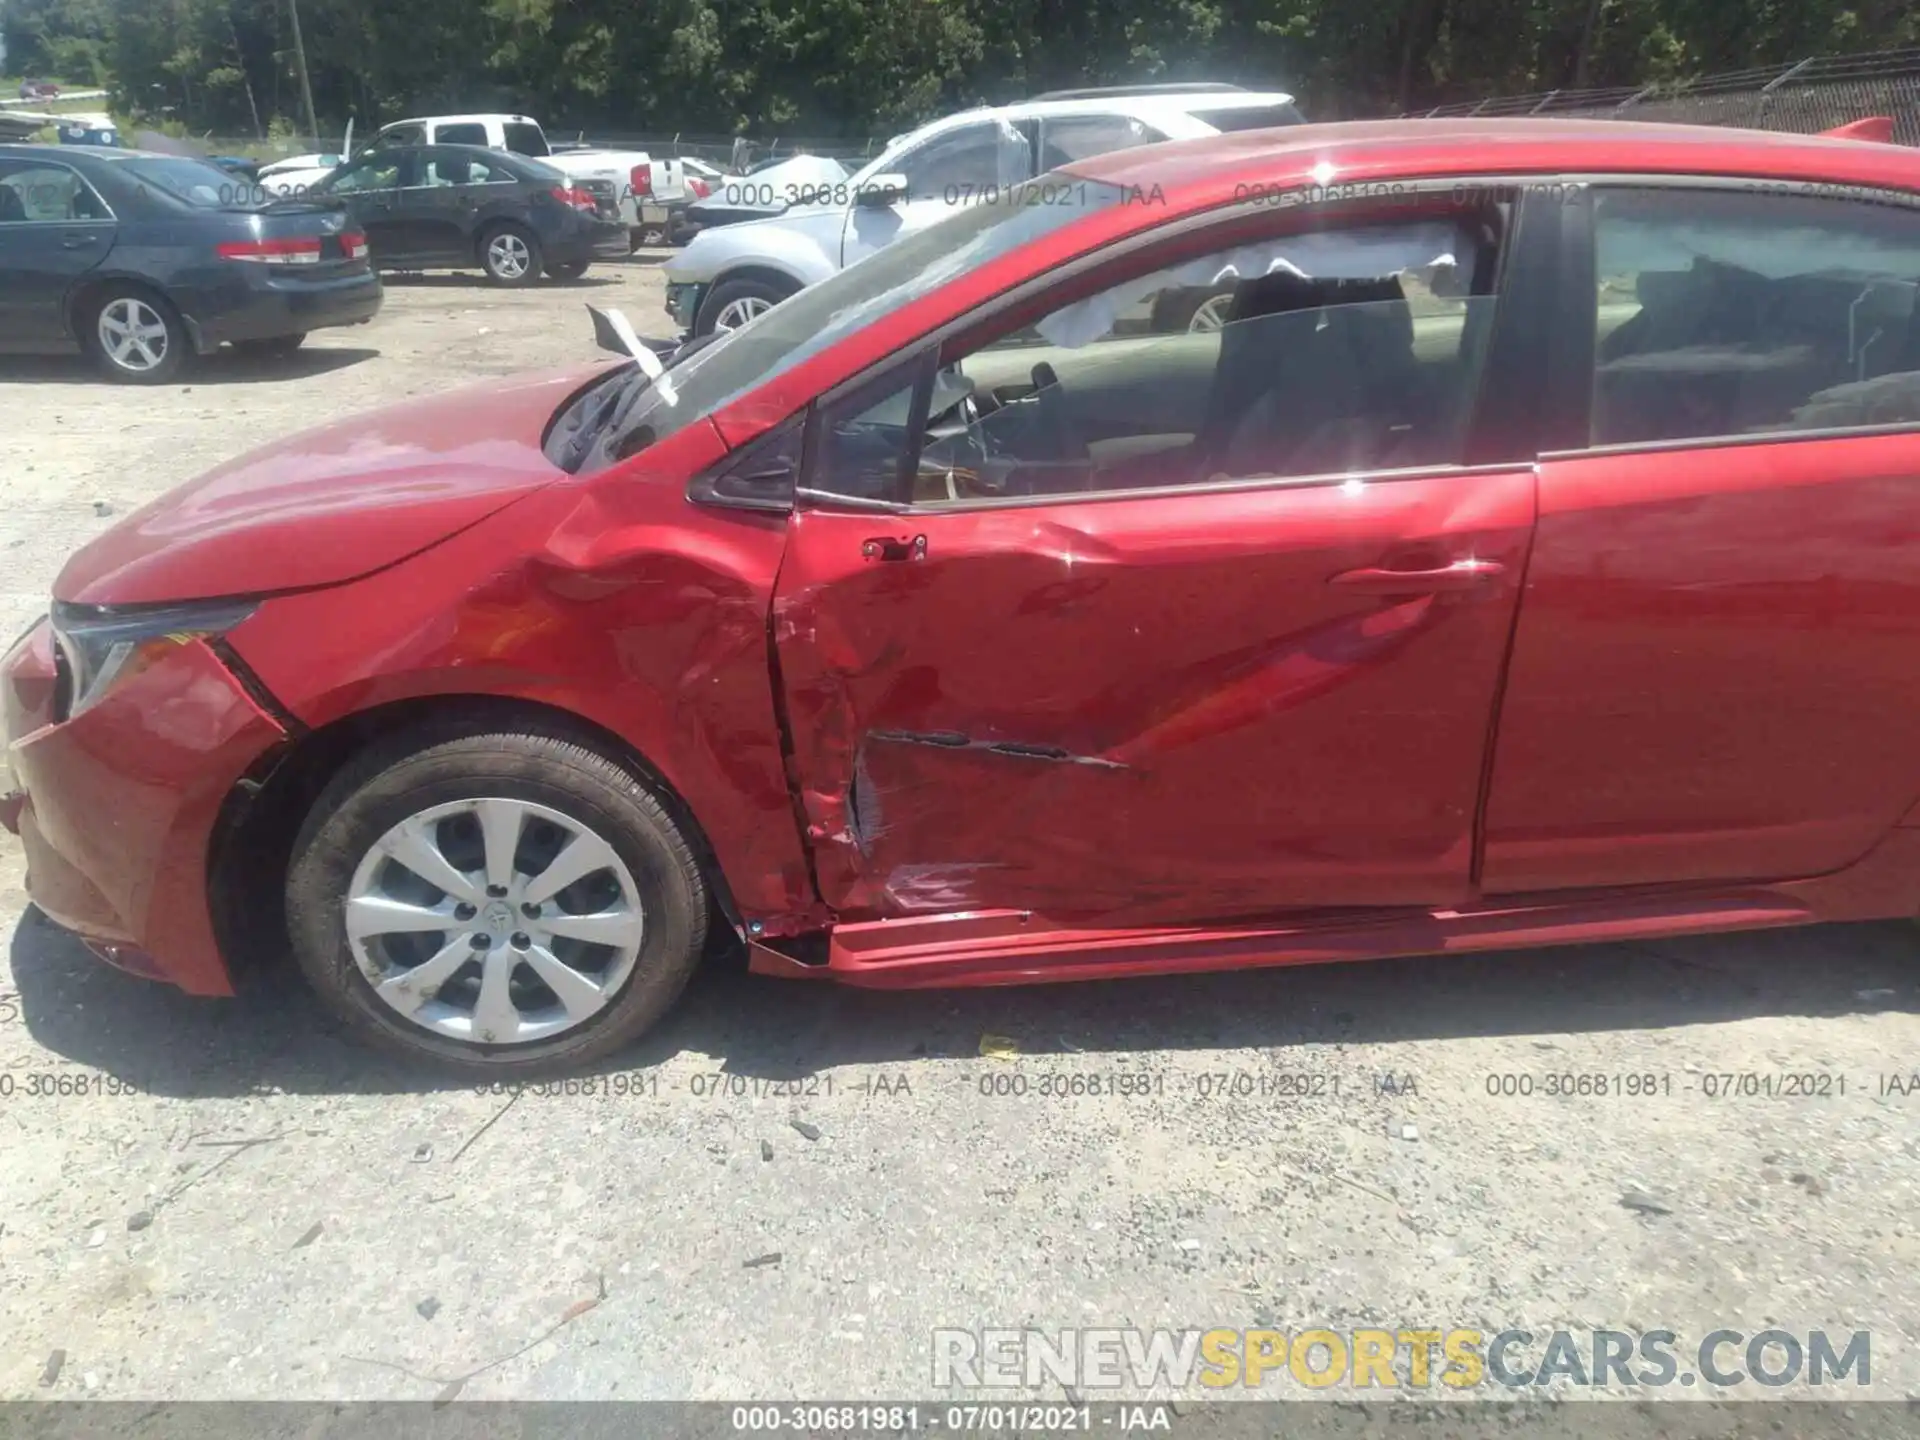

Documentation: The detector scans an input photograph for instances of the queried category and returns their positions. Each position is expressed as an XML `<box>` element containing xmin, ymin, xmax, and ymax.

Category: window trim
<box><xmin>0</xmin><ymin>159</ymin><xmax>116</xmax><ymax>225</ymax></box>
<box><xmin>689</xmin><ymin>413</ymin><xmax>806</xmax><ymax>514</ymax></box>
<box><xmin>1554</xmin><ymin>173</ymin><xmax>1920</xmax><ymax>460</ymax></box>
<box><xmin>798</xmin><ymin>180</ymin><xmax>1531</xmax><ymax>514</ymax></box>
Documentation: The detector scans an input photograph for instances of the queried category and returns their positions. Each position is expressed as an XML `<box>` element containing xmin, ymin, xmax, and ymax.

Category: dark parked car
<box><xmin>307</xmin><ymin>143</ymin><xmax>629</xmax><ymax>285</ymax></box>
<box><xmin>0</xmin><ymin>143</ymin><xmax>381</xmax><ymax>383</ymax></box>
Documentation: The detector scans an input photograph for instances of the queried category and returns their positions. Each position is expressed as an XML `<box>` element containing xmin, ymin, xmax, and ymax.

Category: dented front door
<box><xmin>772</xmin><ymin>469</ymin><xmax>1537</xmax><ymax>928</ymax></box>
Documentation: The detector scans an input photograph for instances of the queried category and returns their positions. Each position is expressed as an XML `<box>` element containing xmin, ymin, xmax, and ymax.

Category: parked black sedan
<box><xmin>0</xmin><ymin>143</ymin><xmax>381</xmax><ymax>382</ymax></box>
<box><xmin>306</xmin><ymin>144</ymin><xmax>630</xmax><ymax>285</ymax></box>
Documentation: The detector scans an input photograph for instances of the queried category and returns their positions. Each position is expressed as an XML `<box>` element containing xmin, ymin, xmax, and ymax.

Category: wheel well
<box><xmin>207</xmin><ymin>693</ymin><xmax>745</xmax><ymax>988</ymax></box>
<box><xmin>66</xmin><ymin>276</ymin><xmax>172</xmax><ymax>344</ymax></box>
<box><xmin>711</xmin><ymin>266</ymin><xmax>805</xmax><ymax>301</ymax></box>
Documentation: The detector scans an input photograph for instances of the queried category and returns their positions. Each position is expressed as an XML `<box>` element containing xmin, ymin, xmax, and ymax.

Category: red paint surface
<box><xmin>773</xmin><ymin>469</ymin><xmax>1535</xmax><ymax>924</ymax></box>
<box><xmin>1483</xmin><ymin>434</ymin><xmax>1920</xmax><ymax>892</ymax></box>
<box><xmin>2</xmin><ymin>622</ymin><xmax>282</xmax><ymax>995</ymax></box>
<box><xmin>54</xmin><ymin>364</ymin><xmax>610</xmax><ymax>607</ymax></box>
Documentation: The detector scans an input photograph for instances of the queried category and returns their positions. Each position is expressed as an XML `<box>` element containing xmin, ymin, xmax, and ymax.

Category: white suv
<box><xmin>664</xmin><ymin>84</ymin><xmax>1302</xmax><ymax>335</ymax></box>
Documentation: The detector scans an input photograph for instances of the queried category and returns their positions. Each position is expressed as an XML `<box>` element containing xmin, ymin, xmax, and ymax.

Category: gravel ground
<box><xmin>2</xmin><ymin>256</ymin><xmax>1919</xmax><ymax>1417</ymax></box>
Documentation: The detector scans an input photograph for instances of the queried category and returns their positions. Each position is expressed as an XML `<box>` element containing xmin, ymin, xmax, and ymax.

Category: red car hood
<box><xmin>56</xmin><ymin>364</ymin><xmax>613</xmax><ymax>607</ymax></box>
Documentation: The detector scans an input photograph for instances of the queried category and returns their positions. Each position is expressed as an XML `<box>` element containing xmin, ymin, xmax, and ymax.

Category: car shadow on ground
<box><xmin>9</xmin><ymin>903</ymin><xmax>1918</xmax><ymax>1099</ymax></box>
<box><xmin>380</xmin><ymin>272</ymin><xmax>624</xmax><ymax>289</ymax></box>
<box><xmin>0</xmin><ymin>347</ymin><xmax>378</xmax><ymax>385</ymax></box>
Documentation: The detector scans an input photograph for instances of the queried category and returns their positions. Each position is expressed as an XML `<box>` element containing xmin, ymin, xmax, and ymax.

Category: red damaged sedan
<box><xmin>7</xmin><ymin>118</ymin><xmax>1920</xmax><ymax>1073</ymax></box>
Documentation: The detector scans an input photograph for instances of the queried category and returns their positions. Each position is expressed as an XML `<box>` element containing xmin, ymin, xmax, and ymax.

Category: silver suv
<box><xmin>664</xmin><ymin>83</ymin><xmax>1303</xmax><ymax>335</ymax></box>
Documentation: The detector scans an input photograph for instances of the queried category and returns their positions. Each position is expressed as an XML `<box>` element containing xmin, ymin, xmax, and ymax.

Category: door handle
<box><xmin>862</xmin><ymin>534</ymin><xmax>927</xmax><ymax>563</ymax></box>
<box><xmin>61</xmin><ymin>234</ymin><xmax>97</xmax><ymax>249</ymax></box>
<box><xmin>1329</xmin><ymin>557</ymin><xmax>1506</xmax><ymax>593</ymax></box>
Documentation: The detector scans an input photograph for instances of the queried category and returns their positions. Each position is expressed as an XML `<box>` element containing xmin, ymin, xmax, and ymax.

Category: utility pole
<box><xmin>287</xmin><ymin>0</ymin><xmax>320</xmax><ymax>144</ymax></box>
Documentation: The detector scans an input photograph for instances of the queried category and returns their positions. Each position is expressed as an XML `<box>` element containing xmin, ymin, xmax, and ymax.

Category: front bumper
<box><xmin>665</xmin><ymin>280</ymin><xmax>705</xmax><ymax>329</ymax></box>
<box><xmin>1</xmin><ymin>617</ymin><xmax>287</xmax><ymax>995</ymax></box>
<box><xmin>188</xmin><ymin>267</ymin><xmax>384</xmax><ymax>350</ymax></box>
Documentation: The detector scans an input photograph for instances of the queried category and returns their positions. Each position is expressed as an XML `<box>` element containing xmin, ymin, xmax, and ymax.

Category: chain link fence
<box><xmin>1414</xmin><ymin>47</ymin><xmax>1920</xmax><ymax>145</ymax></box>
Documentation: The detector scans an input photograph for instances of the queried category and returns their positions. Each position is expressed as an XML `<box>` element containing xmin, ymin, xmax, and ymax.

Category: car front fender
<box><xmin>664</xmin><ymin>212</ymin><xmax>842</xmax><ymax>291</ymax></box>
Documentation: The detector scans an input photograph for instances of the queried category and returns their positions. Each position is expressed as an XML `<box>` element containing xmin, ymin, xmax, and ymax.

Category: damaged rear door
<box><xmin>771</xmin><ymin>195</ymin><xmax>1547</xmax><ymax>928</ymax></box>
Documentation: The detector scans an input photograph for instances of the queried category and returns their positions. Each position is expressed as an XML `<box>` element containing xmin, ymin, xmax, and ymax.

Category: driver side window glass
<box><xmin>0</xmin><ymin>162</ymin><xmax>107</xmax><ymax>222</ymax></box>
<box><xmin>900</xmin><ymin>122</ymin><xmax>1029</xmax><ymax>203</ymax></box>
<box><xmin>817</xmin><ymin>209</ymin><xmax>1509</xmax><ymax>506</ymax></box>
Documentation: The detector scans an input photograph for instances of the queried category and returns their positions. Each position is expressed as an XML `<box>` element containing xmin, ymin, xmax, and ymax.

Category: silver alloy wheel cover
<box><xmin>98</xmin><ymin>298</ymin><xmax>169</xmax><ymax>371</ymax></box>
<box><xmin>487</xmin><ymin>232</ymin><xmax>532</xmax><ymax>279</ymax></box>
<box><xmin>345</xmin><ymin>797</ymin><xmax>646</xmax><ymax>1046</ymax></box>
<box><xmin>713</xmin><ymin>294</ymin><xmax>773</xmax><ymax>330</ymax></box>
<box><xmin>1187</xmin><ymin>293</ymin><xmax>1233</xmax><ymax>333</ymax></box>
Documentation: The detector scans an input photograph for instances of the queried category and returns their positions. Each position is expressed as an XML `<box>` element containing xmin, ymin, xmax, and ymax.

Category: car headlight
<box><xmin>50</xmin><ymin>598</ymin><xmax>258</xmax><ymax>720</ymax></box>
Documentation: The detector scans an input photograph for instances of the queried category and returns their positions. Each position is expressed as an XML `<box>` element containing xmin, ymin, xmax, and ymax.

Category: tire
<box><xmin>546</xmin><ymin>260</ymin><xmax>591</xmax><ymax>281</ymax></box>
<box><xmin>286</xmin><ymin>723</ymin><xmax>709</xmax><ymax>1075</ymax></box>
<box><xmin>83</xmin><ymin>284</ymin><xmax>190</xmax><ymax>384</ymax></box>
<box><xmin>693</xmin><ymin>274</ymin><xmax>795</xmax><ymax>336</ymax></box>
<box><xmin>232</xmin><ymin>333</ymin><xmax>307</xmax><ymax>360</ymax></box>
<box><xmin>479</xmin><ymin>224</ymin><xmax>543</xmax><ymax>286</ymax></box>
<box><xmin>631</xmin><ymin>222</ymin><xmax>669</xmax><ymax>250</ymax></box>
<box><xmin>1149</xmin><ymin>288</ymin><xmax>1235</xmax><ymax>334</ymax></box>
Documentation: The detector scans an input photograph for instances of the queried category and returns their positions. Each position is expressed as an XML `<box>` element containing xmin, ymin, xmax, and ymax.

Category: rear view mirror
<box><xmin>854</xmin><ymin>174</ymin><xmax>908</xmax><ymax>209</ymax></box>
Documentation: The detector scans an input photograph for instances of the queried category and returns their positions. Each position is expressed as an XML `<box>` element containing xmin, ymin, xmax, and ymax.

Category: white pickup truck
<box><xmin>366</xmin><ymin>114</ymin><xmax>690</xmax><ymax>247</ymax></box>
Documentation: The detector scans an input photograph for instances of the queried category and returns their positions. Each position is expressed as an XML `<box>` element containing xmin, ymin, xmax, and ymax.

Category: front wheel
<box><xmin>286</xmin><ymin>725</ymin><xmax>709</xmax><ymax>1074</ymax></box>
<box><xmin>480</xmin><ymin>225</ymin><xmax>543</xmax><ymax>286</ymax></box>
<box><xmin>693</xmin><ymin>275</ymin><xmax>794</xmax><ymax>336</ymax></box>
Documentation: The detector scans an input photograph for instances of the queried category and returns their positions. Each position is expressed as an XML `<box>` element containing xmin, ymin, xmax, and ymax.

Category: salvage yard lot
<box><xmin>2</xmin><ymin>258</ymin><xmax>1920</xmax><ymax>1409</ymax></box>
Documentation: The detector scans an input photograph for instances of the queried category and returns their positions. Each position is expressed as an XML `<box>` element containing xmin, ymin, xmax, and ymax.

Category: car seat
<box><xmin>0</xmin><ymin>185</ymin><xmax>28</xmax><ymax>222</ymax></box>
<box><xmin>1205</xmin><ymin>275</ymin><xmax>1416</xmax><ymax>479</ymax></box>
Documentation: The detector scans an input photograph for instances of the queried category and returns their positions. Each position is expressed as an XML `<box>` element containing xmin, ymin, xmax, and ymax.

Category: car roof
<box><xmin>381</xmin><ymin>114</ymin><xmax>542</xmax><ymax>130</ymax></box>
<box><xmin>0</xmin><ymin>144</ymin><xmax>204</xmax><ymax>164</ymax></box>
<box><xmin>888</xmin><ymin>89</ymin><xmax>1299</xmax><ymax>147</ymax></box>
<box><xmin>1069</xmin><ymin>116</ymin><xmax>1920</xmax><ymax>194</ymax></box>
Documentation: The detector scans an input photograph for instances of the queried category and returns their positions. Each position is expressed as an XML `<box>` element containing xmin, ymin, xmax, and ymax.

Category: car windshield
<box><xmin>122</xmin><ymin>155</ymin><xmax>261</xmax><ymax>208</ymax></box>
<box><xmin>575</xmin><ymin>177</ymin><xmax>1129</xmax><ymax>473</ymax></box>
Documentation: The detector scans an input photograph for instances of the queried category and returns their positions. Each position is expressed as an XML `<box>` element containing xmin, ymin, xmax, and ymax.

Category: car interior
<box><xmin>0</xmin><ymin>168</ymin><xmax>109</xmax><ymax>223</ymax></box>
<box><xmin>1594</xmin><ymin>259</ymin><xmax>1920</xmax><ymax>442</ymax></box>
<box><xmin>816</xmin><ymin>209</ymin><xmax>1507</xmax><ymax>504</ymax></box>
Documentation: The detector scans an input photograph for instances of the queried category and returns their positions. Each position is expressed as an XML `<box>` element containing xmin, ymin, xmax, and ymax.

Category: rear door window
<box><xmin>324</xmin><ymin>153</ymin><xmax>407</xmax><ymax>194</ymax></box>
<box><xmin>1037</xmin><ymin>115</ymin><xmax>1165</xmax><ymax>169</ymax></box>
<box><xmin>502</xmin><ymin>123</ymin><xmax>550</xmax><ymax>157</ymax></box>
<box><xmin>1590</xmin><ymin>186</ymin><xmax>1920</xmax><ymax>444</ymax></box>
